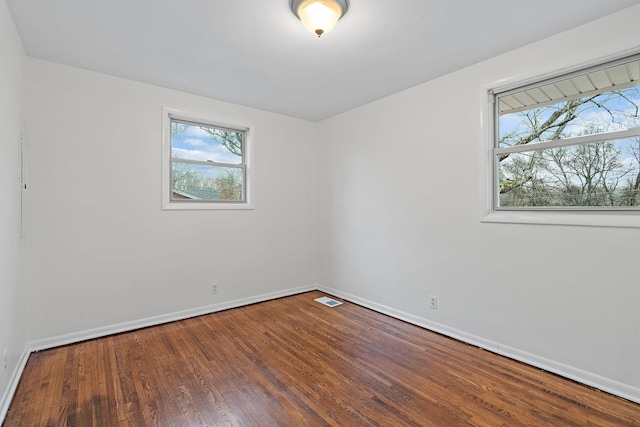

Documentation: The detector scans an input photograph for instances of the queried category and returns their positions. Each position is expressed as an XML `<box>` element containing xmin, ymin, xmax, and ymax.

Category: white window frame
<box><xmin>481</xmin><ymin>50</ymin><xmax>640</xmax><ymax>228</ymax></box>
<box><xmin>162</xmin><ymin>107</ymin><xmax>253</xmax><ymax>210</ymax></box>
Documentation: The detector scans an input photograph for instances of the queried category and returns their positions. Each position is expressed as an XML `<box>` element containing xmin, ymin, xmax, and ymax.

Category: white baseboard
<box><xmin>318</xmin><ymin>285</ymin><xmax>640</xmax><ymax>405</ymax></box>
<box><xmin>30</xmin><ymin>284</ymin><xmax>316</xmax><ymax>352</ymax></box>
<box><xmin>0</xmin><ymin>345</ymin><xmax>31</xmax><ymax>424</ymax></box>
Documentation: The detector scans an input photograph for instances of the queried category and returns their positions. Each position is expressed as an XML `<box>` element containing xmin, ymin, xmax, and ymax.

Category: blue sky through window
<box><xmin>171</xmin><ymin>122</ymin><xmax>242</xmax><ymax>165</ymax></box>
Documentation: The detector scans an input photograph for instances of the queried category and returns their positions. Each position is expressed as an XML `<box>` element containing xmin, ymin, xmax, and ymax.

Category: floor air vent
<box><xmin>314</xmin><ymin>296</ymin><xmax>343</xmax><ymax>307</ymax></box>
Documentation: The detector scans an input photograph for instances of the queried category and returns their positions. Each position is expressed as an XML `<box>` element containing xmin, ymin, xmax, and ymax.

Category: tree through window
<box><xmin>169</xmin><ymin>118</ymin><xmax>247</xmax><ymax>203</ymax></box>
<box><xmin>493</xmin><ymin>55</ymin><xmax>640</xmax><ymax>209</ymax></box>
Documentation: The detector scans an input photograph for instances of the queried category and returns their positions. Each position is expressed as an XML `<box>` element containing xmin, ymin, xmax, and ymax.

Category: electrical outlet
<box><xmin>2</xmin><ymin>349</ymin><xmax>7</xmax><ymax>374</ymax></box>
<box><xmin>429</xmin><ymin>295</ymin><xmax>438</xmax><ymax>310</ymax></box>
<box><xmin>211</xmin><ymin>283</ymin><xmax>219</xmax><ymax>295</ymax></box>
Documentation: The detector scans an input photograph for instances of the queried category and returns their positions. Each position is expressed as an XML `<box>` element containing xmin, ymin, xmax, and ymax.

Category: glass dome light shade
<box><xmin>295</xmin><ymin>0</ymin><xmax>345</xmax><ymax>37</ymax></box>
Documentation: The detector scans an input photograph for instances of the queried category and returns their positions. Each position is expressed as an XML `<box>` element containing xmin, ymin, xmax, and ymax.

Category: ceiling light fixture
<box><xmin>290</xmin><ymin>0</ymin><xmax>349</xmax><ymax>38</ymax></box>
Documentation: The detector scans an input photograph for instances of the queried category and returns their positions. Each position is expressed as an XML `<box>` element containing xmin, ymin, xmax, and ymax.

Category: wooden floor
<box><xmin>4</xmin><ymin>291</ymin><xmax>640</xmax><ymax>426</ymax></box>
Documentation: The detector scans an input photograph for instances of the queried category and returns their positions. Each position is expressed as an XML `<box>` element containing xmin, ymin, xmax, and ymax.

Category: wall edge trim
<box><xmin>0</xmin><ymin>345</ymin><xmax>31</xmax><ymax>424</ymax></box>
<box><xmin>29</xmin><ymin>284</ymin><xmax>316</xmax><ymax>352</ymax></box>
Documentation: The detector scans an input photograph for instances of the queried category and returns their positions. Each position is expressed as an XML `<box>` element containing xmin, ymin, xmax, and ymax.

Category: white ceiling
<box><xmin>6</xmin><ymin>0</ymin><xmax>640</xmax><ymax>122</ymax></box>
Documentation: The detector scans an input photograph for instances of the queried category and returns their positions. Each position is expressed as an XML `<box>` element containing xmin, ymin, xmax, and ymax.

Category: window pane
<box><xmin>498</xmin><ymin>137</ymin><xmax>640</xmax><ymax>207</ymax></box>
<box><xmin>498</xmin><ymin>59</ymin><xmax>640</xmax><ymax>148</ymax></box>
<box><xmin>171</xmin><ymin>120</ymin><xmax>243</xmax><ymax>164</ymax></box>
<box><xmin>172</xmin><ymin>162</ymin><xmax>244</xmax><ymax>201</ymax></box>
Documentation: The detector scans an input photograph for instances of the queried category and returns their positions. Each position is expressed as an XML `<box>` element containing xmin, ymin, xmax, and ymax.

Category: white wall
<box><xmin>5</xmin><ymin>0</ymin><xmax>640</xmax><ymax>411</ymax></box>
<box><xmin>0</xmin><ymin>0</ymin><xmax>27</xmax><ymax>415</ymax></box>
<box><xmin>318</xmin><ymin>5</ymin><xmax>640</xmax><ymax>401</ymax></box>
<box><xmin>25</xmin><ymin>59</ymin><xmax>318</xmax><ymax>342</ymax></box>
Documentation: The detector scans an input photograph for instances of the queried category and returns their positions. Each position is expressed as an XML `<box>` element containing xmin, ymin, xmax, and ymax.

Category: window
<box><xmin>491</xmin><ymin>55</ymin><xmax>639</xmax><ymax>212</ymax></box>
<box><xmin>162</xmin><ymin>108</ymin><xmax>252</xmax><ymax>210</ymax></box>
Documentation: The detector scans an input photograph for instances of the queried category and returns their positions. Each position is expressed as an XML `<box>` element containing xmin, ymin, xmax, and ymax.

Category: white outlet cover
<box><xmin>314</xmin><ymin>296</ymin><xmax>343</xmax><ymax>307</ymax></box>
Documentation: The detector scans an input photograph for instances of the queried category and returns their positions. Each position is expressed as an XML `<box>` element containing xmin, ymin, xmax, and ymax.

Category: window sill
<box><xmin>482</xmin><ymin>211</ymin><xmax>640</xmax><ymax>228</ymax></box>
<box><xmin>162</xmin><ymin>202</ymin><xmax>254</xmax><ymax>211</ymax></box>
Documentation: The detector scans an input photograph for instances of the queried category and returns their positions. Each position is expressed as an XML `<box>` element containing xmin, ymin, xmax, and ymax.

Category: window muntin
<box><xmin>162</xmin><ymin>109</ymin><xmax>251</xmax><ymax>209</ymax></box>
<box><xmin>493</xmin><ymin>55</ymin><xmax>640</xmax><ymax>210</ymax></box>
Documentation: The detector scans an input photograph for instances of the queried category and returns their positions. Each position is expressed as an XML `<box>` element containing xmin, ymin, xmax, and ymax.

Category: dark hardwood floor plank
<box><xmin>4</xmin><ymin>290</ymin><xmax>640</xmax><ymax>426</ymax></box>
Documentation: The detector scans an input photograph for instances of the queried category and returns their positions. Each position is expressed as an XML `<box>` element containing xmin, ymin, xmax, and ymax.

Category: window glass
<box><xmin>162</xmin><ymin>109</ymin><xmax>250</xmax><ymax>208</ymax></box>
<box><xmin>498</xmin><ymin>137</ymin><xmax>640</xmax><ymax>207</ymax></box>
<box><xmin>494</xmin><ymin>56</ymin><xmax>640</xmax><ymax>209</ymax></box>
<box><xmin>171</xmin><ymin>120</ymin><xmax>243</xmax><ymax>165</ymax></box>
